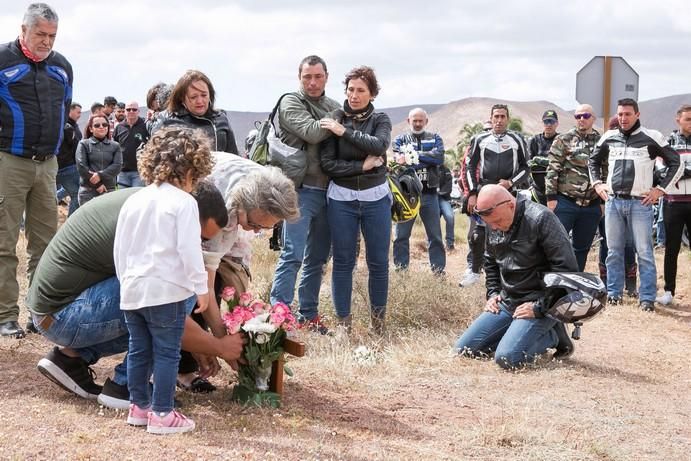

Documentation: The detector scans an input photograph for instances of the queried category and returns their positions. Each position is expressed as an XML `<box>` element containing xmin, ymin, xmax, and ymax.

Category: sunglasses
<box><xmin>474</xmin><ymin>199</ymin><xmax>511</xmax><ymax>217</ymax></box>
<box><xmin>92</xmin><ymin>123</ymin><xmax>109</xmax><ymax>128</ymax></box>
<box><xmin>575</xmin><ymin>113</ymin><xmax>593</xmax><ymax>120</ymax></box>
<box><xmin>543</xmin><ymin>119</ymin><xmax>557</xmax><ymax>125</ymax></box>
<box><xmin>125</xmin><ymin>108</ymin><xmax>138</xmax><ymax>112</ymax></box>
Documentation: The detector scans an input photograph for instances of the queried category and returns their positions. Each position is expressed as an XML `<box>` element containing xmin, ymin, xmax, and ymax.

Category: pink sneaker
<box><xmin>127</xmin><ymin>403</ymin><xmax>150</xmax><ymax>427</ymax></box>
<box><xmin>147</xmin><ymin>410</ymin><xmax>195</xmax><ymax>435</ymax></box>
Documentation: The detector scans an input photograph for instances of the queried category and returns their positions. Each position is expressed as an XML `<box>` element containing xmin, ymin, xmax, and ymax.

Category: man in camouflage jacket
<box><xmin>545</xmin><ymin>104</ymin><xmax>602</xmax><ymax>270</ymax></box>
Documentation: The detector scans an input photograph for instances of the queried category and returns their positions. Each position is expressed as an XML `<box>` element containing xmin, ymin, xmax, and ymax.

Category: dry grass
<box><xmin>2</xmin><ymin>214</ymin><xmax>691</xmax><ymax>460</ymax></box>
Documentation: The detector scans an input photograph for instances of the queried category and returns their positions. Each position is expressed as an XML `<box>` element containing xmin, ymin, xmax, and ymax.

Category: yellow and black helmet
<box><xmin>387</xmin><ymin>168</ymin><xmax>422</xmax><ymax>223</ymax></box>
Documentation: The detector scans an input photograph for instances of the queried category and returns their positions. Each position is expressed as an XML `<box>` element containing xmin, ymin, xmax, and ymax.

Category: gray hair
<box><xmin>230</xmin><ymin>167</ymin><xmax>300</xmax><ymax>222</ymax></box>
<box><xmin>23</xmin><ymin>3</ymin><xmax>59</xmax><ymax>27</ymax></box>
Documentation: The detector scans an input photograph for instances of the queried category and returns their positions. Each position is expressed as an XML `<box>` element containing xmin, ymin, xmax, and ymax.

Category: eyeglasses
<box><xmin>543</xmin><ymin>119</ymin><xmax>557</xmax><ymax>125</ymax></box>
<box><xmin>246</xmin><ymin>219</ymin><xmax>275</xmax><ymax>231</ymax></box>
<box><xmin>575</xmin><ymin>113</ymin><xmax>593</xmax><ymax>120</ymax></box>
<box><xmin>474</xmin><ymin>199</ymin><xmax>511</xmax><ymax>217</ymax></box>
<box><xmin>125</xmin><ymin>108</ymin><xmax>138</xmax><ymax>112</ymax></box>
<box><xmin>92</xmin><ymin>123</ymin><xmax>109</xmax><ymax>128</ymax></box>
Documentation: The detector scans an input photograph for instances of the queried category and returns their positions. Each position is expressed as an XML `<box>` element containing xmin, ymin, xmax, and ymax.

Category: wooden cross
<box><xmin>269</xmin><ymin>338</ymin><xmax>305</xmax><ymax>395</ymax></box>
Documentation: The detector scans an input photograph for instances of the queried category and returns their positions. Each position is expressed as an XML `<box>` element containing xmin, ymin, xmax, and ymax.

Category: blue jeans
<box><xmin>270</xmin><ymin>188</ymin><xmax>330</xmax><ymax>320</ymax></box>
<box><xmin>598</xmin><ymin>216</ymin><xmax>635</xmax><ymax>267</ymax></box>
<box><xmin>124</xmin><ymin>296</ymin><xmax>195</xmax><ymax>413</ymax></box>
<box><xmin>393</xmin><ymin>191</ymin><xmax>446</xmax><ymax>272</ymax></box>
<box><xmin>554</xmin><ymin>195</ymin><xmax>601</xmax><ymax>271</ymax></box>
<box><xmin>655</xmin><ymin>199</ymin><xmax>665</xmax><ymax>245</ymax></box>
<box><xmin>117</xmin><ymin>170</ymin><xmax>145</xmax><ymax>188</ymax></box>
<box><xmin>55</xmin><ymin>164</ymin><xmax>80</xmax><ymax>216</ymax></box>
<box><xmin>454</xmin><ymin>306</ymin><xmax>558</xmax><ymax>369</ymax></box>
<box><xmin>32</xmin><ymin>276</ymin><xmax>129</xmax><ymax>386</ymax></box>
<box><xmin>327</xmin><ymin>196</ymin><xmax>391</xmax><ymax>318</ymax></box>
<box><xmin>439</xmin><ymin>196</ymin><xmax>455</xmax><ymax>248</ymax></box>
<box><xmin>605</xmin><ymin>198</ymin><xmax>656</xmax><ymax>302</ymax></box>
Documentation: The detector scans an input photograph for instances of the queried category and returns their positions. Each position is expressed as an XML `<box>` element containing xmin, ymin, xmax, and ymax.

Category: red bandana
<box><xmin>19</xmin><ymin>37</ymin><xmax>43</xmax><ymax>62</ymax></box>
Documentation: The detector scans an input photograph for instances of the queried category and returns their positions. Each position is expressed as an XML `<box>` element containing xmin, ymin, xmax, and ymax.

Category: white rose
<box><xmin>242</xmin><ymin>313</ymin><xmax>278</xmax><ymax>334</ymax></box>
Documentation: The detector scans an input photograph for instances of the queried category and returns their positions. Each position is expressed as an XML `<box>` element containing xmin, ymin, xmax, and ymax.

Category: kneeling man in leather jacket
<box><xmin>454</xmin><ymin>184</ymin><xmax>578</xmax><ymax>369</ymax></box>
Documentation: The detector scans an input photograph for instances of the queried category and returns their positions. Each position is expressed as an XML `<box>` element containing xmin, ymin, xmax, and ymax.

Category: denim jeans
<box><xmin>605</xmin><ymin>198</ymin><xmax>656</xmax><ymax>302</ymax></box>
<box><xmin>55</xmin><ymin>164</ymin><xmax>80</xmax><ymax>216</ymax></box>
<box><xmin>327</xmin><ymin>196</ymin><xmax>391</xmax><ymax>318</ymax></box>
<box><xmin>117</xmin><ymin>170</ymin><xmax>145</xmax><ymax>188</ymax></box>
<box><xmin>124</xmin><ymin>296</ymin><xmax>195</xmax><ymax>413</ymax></box>
<box><xmin>598</xmin><ymin>216</ymin><xmax>635</xmax><ymax>267</ymax></box>
<box><xmin>655</xmin><ymin>199</ymin><xmax>665</xmax><ymax>245</ymax></box>
<box><xmin>270</xmin><ymin>188</ymin><xmax>330</xmax><ymax>320</ymax></box>
<box><xmin>32</xmin><ymin>276</ymin><xmax>129</xmax><ymax>386</ymax></box>
<box><xmin>393</xmin><ymin>191</ymin><xmax>446</xmax><ymax>272</ymax></box>
<box><xmin>439</xmin><ymin>196</ymin><xmax>455</xmax><ymax>248</ymax></box>
<box><xmin>454</xmin><ymin>306</ymin><xmax>558</xmax><ymax>369</ymax></box>
<box><xmin>554</xmin><ymin>195</ymin><xmax>601</xmax><ymax>271</ymax></box>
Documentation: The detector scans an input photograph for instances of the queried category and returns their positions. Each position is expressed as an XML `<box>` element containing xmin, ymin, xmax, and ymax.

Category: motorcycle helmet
<box><xmin>387</xmin><ymin>167</ymin><xmax>422</xmax><ymax>223</ymax></box>
<box><xmin>542</xmin><ymin>272</ymin><xmax>607</xmax><ymax>325</ymax></box>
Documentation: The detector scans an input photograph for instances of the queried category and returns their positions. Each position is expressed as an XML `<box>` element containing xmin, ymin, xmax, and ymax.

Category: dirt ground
<box><xmin>1</xmin><ymin>213</ymin><xmax>691</xmax><ymax>460</ymax></box>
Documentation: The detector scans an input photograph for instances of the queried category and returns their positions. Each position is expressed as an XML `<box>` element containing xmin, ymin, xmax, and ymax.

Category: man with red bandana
<box><xmin>0</xmin><ymin>3</ymin><xmax>73</xmax><ymax>338</ymax></box>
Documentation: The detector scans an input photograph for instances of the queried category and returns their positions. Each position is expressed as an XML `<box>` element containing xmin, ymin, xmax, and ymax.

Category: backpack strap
<box><xmin>269</xmin><ymin>93</ymin><xmax>294</xmax><ymax>136</ymax></box>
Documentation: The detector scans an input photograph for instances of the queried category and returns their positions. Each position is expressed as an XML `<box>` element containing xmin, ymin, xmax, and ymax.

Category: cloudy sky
<box><xmin>2</xmin><ymin>0</ymin><xmax>689</xmax><ymax>112</ymax></box>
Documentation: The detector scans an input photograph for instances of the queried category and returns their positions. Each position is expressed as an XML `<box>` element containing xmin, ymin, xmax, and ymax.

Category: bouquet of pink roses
<box><xmin>220</xmin><ymin>287</ymin><xmax>296</xmax><ymax>407</ymax></box>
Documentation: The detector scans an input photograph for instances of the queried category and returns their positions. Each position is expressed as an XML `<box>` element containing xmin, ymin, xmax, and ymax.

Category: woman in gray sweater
<box><xmin>76</xmin><ymin>114</ymin><xmax>122</xmax><ymax>205</ymax></box>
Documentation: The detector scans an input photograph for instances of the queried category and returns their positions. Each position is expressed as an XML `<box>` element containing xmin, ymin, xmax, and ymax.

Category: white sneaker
<box><xmin>459</xmin><ymin>272</ymin><xmax>481</xmax><ymax>287</ymax></box>
<box><xmin>655</xmin><ymin>291</ymin><xmax>673</xmax><ymax>306</ymax></box>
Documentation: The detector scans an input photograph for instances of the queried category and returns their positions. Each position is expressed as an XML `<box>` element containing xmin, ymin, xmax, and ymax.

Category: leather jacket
<box><xmin>485</xmin><ymin>197</ymin><xmax>578</xmax><ymax>316</ymax></box>
<box><xmin>320</xmin><ymin>111</ymin><xmax>391</xmax><ymax>190</ymax></box>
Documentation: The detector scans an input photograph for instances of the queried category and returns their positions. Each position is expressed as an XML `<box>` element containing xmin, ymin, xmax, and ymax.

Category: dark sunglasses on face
<box><xmin>92</xmin><ymin>123</ymin><xmax>109</xmax><ymax>128</ymax></box>
<box><xmin>575</xmin><ymin>113</ymin><xmax>593</xmax><ymax>120</ymax></box>
<box><xmin>543</xmin><ymin>119</ymin><xmax>557</xmax><ymax>125</ymax></box>
<box><xmin>125</xmin><ymin>108</ymin><xmax>138</xmax><ymax>112</ymax></box>
<box><xmin>474</xmin><ymin>199</ymin><xmax>511</xmax><ymax>217</ymax></box>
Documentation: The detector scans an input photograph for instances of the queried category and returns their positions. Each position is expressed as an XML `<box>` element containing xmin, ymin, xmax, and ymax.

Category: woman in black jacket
<box><xmin>76</xmin><ymin>114</ymin><xmax>122</xmax><ymax>205</ymax></box>
<box><xmin>320</xmin><ymin>66</ymin><xmax>392</xmax><ymax>334</ymax></box>
<box><xmin>152</xmin><ymin>70</ymin><xmax>238</xmax><ymax>154</ymax></box>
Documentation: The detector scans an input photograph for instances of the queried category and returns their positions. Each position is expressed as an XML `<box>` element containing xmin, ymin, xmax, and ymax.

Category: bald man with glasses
<box><xmin>545</xmin><ymin>104</ymin><xmax>602</xmax><ymax>271</ymax></box>
<box><xmin>454</xmin><ymin>185</ymin><xmax>578</xmax><ymax>369</ymax></box>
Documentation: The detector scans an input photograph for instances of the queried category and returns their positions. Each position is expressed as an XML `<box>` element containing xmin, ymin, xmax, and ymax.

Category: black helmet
<box><xmin>387</xmin><ymin>167</ymin><xmax>422</xmax><ymax>223</ymax></box>
<box><xmin>542</xmin><ymin>272</ymin><xmax>606</xmax><ymax>324</ymax></box>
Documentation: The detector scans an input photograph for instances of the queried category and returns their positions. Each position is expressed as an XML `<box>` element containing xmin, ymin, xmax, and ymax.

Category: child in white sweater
<box><xmin>113</xmin><ymin>127</ymin><xmax>214</xmax><ymax>435</ymax></box>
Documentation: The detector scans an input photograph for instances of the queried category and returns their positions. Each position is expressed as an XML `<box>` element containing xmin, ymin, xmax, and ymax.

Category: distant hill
<box><xmin>79</xmin><ymin>94</ymin><xmax>689</xmax><ymax>152</ymax></box>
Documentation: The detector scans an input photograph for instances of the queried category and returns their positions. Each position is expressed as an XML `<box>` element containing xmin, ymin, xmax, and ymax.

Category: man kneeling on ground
<box><xmin>26</xmin><ymin>180</ymin><xmax>242</xmax><ymax>408</ymax></box>
<box><xmin>454</xmin><ymin>185</ymin><xmax>578</xmax><ymax>369</ymax></box>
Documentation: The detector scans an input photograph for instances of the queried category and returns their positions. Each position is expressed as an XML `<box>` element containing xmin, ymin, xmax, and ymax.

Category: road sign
<box><xmin>576</xmin><ymin>56</ymin><xmax>639</xmax><ymax>124</ymax></box>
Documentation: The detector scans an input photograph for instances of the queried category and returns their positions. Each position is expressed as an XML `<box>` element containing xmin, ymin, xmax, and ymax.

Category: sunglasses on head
<box><xmin>92</xmin><ymin>123</ymin><xmax>109</xmax><ymax>128</ymax></box>
<box><xmin>125</xmin><ymin>108</ymin><xmax>138</xmax><ymax>112</ymax></box>
<box><xmin>575</xmin><ymin>113</ymin><xmax>593</xmax><ymax>120</ymax></box>
<box><xmin>474</xmin><ymin>199</ymin><xmax>511</xmax><ymax>217</ymax></box>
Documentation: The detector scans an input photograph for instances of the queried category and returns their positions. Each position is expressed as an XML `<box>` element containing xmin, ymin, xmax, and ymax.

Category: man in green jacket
<box><xmin>270</xmin><ymin>55</ymin><xmax>340</xmax><ymax>334</ymax></box>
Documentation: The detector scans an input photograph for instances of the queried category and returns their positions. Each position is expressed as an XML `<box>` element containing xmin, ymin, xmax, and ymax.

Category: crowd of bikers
<box><xmin>2</xmin><ymin>1</ymin><xmax>689</xmax><ymax>434</ymax></box>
